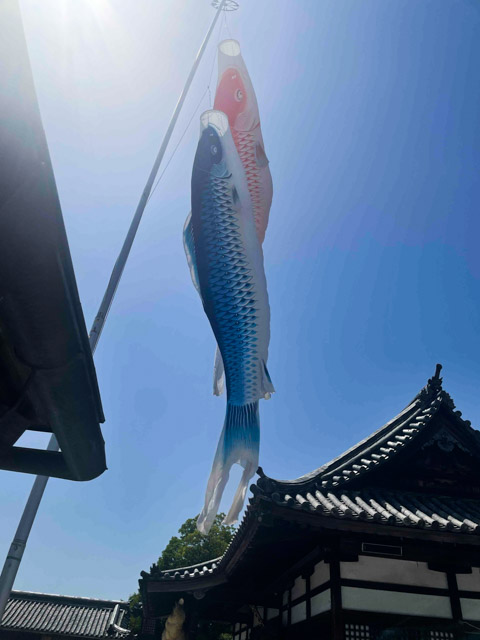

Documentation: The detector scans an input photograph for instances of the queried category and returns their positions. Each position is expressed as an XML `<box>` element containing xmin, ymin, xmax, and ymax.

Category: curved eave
<box><xmin>140</xmin><ymin>504</ymin><xmax>263</xmax><ymax>595</ymax></box>
<box><xmin>255</xmin><ymin>369</ymin><xmax>480</xmax><ymax>495</ymax></box>
<box><xmin>256</xmin><ymin>396</ymin><xmax>422</xmax><ymax>492</ymax></box>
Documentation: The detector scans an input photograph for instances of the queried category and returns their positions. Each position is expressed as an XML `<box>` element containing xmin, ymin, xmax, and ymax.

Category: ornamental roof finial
<box><xmin>427</xmin><ymin>363</ymin><xmax>443</xmax><ymax>391</ymax></box>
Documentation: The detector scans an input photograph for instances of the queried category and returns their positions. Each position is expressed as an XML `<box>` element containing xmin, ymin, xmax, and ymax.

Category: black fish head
<box><xmin>192</xmin><ymin>111</ymin><xmax>230</xmax><ymax>203</ymax></box>
<box><xmin>195</xmin><ymin>124</ymin><xmax>223</xmax><ymax>172</ymax></box>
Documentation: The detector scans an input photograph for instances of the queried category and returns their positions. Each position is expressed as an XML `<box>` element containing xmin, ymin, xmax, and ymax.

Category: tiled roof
<box><xmin>141</xmin><ymin>366</ymin><xmax>480</xmax><ymax>589</ymax></box>
<box><xmin>255</xmin><ymin>365</ymin><xmax>480</xmax><ymax>494</ymax></box>
<box><xmin>144</xmin><ymin>557</ymin><xmax>222</xmax><ymax>582</ymax></box>
<box><xmin>266</xmin><ymin>487</ymin><xmax>480</xmax><ymax>534</ymax></box>
<box><xmin>0</xmin><ymin>591</ymin><xmax>130</xmax><ymax>638</ymax></box>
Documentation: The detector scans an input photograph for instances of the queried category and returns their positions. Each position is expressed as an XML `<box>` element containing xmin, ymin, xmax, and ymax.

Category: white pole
<box><xmin>0</xmin><ymin>437</ymin><xmax>59</xmax><ymax>618</ymax></box>
<box><xmin>0</xmin><ymin>0</ymin><xmax>228</xmax><ymax>620</ymax></box>
<box><xmin>88</xmin><ymin>0</ymin><xmax>228</xmax><ymax>351</ymax></box>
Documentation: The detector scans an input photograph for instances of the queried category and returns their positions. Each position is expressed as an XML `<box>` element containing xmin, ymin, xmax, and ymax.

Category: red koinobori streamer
<box><xmin>184</xmin><ymin>41</ymin><xmax>274</xmax><ymax>534</ymax></box>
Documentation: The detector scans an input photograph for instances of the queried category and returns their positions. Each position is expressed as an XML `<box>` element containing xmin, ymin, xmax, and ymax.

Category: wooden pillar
<box><xmin>287</xmin><ymin>587</ymin><xmax>292</xmax><ymax>627</ymax></box>
<box><xmin>446</xmin><ymin>570</ymin><xmax>462</xmax><ymax>622</ymax></box>
<box><xmin>330</xmin><ymin>556</ymin><xmax>344</xmax><ymax>640</ymax></box>
<box><xmin>277</xmin><ymin>592</ymin><xmax>284</xmax><ymax>640</ymax></box>
<box><xmin>305</xmin><ymin>575</ymin><xmax>311</xmax><ymax>621</ymax></box>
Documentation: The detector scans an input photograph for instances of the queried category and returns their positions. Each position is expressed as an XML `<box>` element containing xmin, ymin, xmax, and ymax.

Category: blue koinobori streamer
<box><xmin>212</xmin><ymin>39</ymin><xmax>273</xmax><ymax>397</ymax></box>
<box><xmin>184</xmin><ymin>110</ymin><xmax>274</xmax><ymax>534</ymax></box>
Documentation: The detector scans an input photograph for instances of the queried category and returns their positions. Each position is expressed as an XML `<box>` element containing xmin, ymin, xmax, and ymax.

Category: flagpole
<box><xmin>0</xmin><ymin>0</ymin><xmax>232</xmax><ymax>619</ymax></box>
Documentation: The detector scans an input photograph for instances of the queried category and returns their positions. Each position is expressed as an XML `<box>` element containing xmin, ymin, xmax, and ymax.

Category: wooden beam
<box><xmin>329</xmin><ymin>556</ymin><xmax>344</xmax><ymax>640</ymax></box>
<box><xmin>446</xmin><ymin>571</ymin><xmax>462</xmax><ymax>622</ymax></box>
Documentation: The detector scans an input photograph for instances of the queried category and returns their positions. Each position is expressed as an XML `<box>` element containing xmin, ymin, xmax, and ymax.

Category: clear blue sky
<box><xmin>2</xmin><ymin>0</ymin><xmax>479</xmax><ymax>601</ymax></box>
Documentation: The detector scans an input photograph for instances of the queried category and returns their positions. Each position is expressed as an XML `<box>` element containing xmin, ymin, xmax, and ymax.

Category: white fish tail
<box><xmin>197</xmin><ymin>401</ymin><xmax>259</xmax><ymax>534</ymax></box>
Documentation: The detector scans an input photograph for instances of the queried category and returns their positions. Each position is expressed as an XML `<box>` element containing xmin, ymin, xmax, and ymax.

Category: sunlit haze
<box><xmin>2</xmin><ymin>0</ymin><xmax>479</xmax><ymax>600</ymax></box>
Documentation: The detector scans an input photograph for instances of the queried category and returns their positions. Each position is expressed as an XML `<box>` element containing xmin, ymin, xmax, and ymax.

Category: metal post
<box><xmin>0</xmin><ymin>0</ymin><xmax>229</xmax><ymax>620</ymax></box>
<box><xmin>0</xmin><ymin>436</ymin><xmax>59</xmax><ymax>618</ymax></box>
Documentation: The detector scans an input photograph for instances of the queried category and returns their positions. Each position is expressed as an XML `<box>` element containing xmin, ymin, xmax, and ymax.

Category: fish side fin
<box><xmin>213</xmin><ymin>346</ymin><xmax>225</xmax><ymax>396</ymax></box>
<box><xmin>255</xmin><ymin>141</ymin><xmax>269</xmax><ymax>168</ymax></box>
<box><xmin>183</xmin><ymin>212</ymin><xmax>200</xmax><ymax>295</ymax></box>
<box><xmin>197</xmin><ymin>401</ymin><xmax>260</xmax><ymax>534</ymax></box>
<box><xmin>261</xmin><ymin>360</ymin><xmax>275</xmax><ymax>398</ymax></box>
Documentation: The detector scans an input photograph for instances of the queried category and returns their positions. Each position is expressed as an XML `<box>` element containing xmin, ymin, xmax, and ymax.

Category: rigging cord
<box><xmin>147</xmin><ymin>11</ymin><xmax>225</xmax><ymax>203</ymax></box>
<box><xmin>146</xmin><ymin>84</ymin><xmax>210</xmax><ymax>204</ymax></box>
<box><xmin>223</xmin><ymin>9</ymin><xmax>233</xmax><ymax>40</ymax></box>
<box><xmin>207</xmin><ymin>10</ymin><xmax>223</xmax><ymax>106</ymax></box>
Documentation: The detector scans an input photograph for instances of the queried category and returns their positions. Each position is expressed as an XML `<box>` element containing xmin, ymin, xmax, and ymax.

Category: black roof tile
<box><xmin>0</xmin><ymin>591</ymin><xmax>129</xmax><ymax>638</ymax></box>
<box><xmin>269</xmin><ymin>487</ymin><xmax>480</xmax><ymax>534</ymax></box>
<box><xmin>141</xmin><ymin>366</ymin><xmax>480</xmax><ymax>589</ymax></box>
<box><xmin>255</xmin><ymin>365</ymin><xmax>480</xmax><ymax>495</ymax></box>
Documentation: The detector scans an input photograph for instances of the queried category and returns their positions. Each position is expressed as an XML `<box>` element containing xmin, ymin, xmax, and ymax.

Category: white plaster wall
<box><xmin>291</xmin><ymin>575</ymin><xmax>306</xmax><ymax>600</ymax></box>
<box><xmin>282</xmin><ymin>609</ymin><xmax>287</xmax><ymax>626</ymax></box>
<box><xmin>311</xmin><ymin>589</ymin><xmax>331</xmax><ymax>616</ymax></box>
<box><xmin>266</xmin><ymin>608</ymin><xmax>279</xmax><ymax>620</ymax></box>
<box><xmin>282</xmin><ymin>590</ymin><xmax>288</xmax><ymax>606</ymax></box>
<box><xmin>457</xmin><ymin>568</ymin><xmax>480</xmax><ymax>592</ymax></box>
<box><xmin>342</xmin><ymin>587</ymin><xmax>452</xmax><ymax>618</ymax></box>
<box><xmin>291</xmin><ymin>601</ymin><xmax>306</xmax><ymax>625</ymax></box>
<box><xmin>460</xmin><ymin>598</ymin><xmax>480</xmax><ymax>621</ymax></box>
<box><xmin>311</xmin><ymin>560</ymin><xmax>330</xmax><ymax>590</ymax></box>
<box><xmin>341</xmin><ymin>556</ymin><xmax>448</xmax><ymax>588</ymax></box>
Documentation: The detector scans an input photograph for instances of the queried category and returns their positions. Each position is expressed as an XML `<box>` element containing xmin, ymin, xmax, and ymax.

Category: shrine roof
<box><xmin>141</xmin><ymin>366</ymin><xmax>480</xmax><ymax>592</ymax></box>
<box><xmin>0</xmin><ymin>1</ymin><xmax>106</xmax><ymax>481</ymax></box>
<box><xmin>146</xmin><ymin>557</ymin><xmax>222</xmax><ymax>582</ymax></box>
<box><xmin>255</xmin><ymin>364</ymin><xmax>480</xmax><ymax>495</ymax></box>
<box><xmin>0</xmin><ymin>591</ymin><xmax>129</xmax><ymax>638</ymax></box>
<box><xmin>264</xmin><ymin>487</ymin><xmax>480</xmax><ymax>534</ymax></box>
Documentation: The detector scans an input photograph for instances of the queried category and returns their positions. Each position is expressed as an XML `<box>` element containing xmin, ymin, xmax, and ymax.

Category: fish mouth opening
<box><xmin>218</xmin><ymin>39</ymin><xmax>241</xmax><ymax>58</ymax></box>
<box><xmin>200</xmin><ymin>110</ymin><xmax>229</xmax><ymax>137</ymax></box>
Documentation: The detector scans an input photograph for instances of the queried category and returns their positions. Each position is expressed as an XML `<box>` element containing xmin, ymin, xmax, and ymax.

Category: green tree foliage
<box><xmin>128</xmin><ymin>592</ymin><xmax>143</xmax><ymax>634</ymax></box>
<box><xmin>157</xmin><ymin>513</ymin><xmax>235</xmax><ymax>571</ymax></box>
<box><xmin>128</xmin><ymin>514</ymin><xmax>235</xmax><ymax>636</ymax></box>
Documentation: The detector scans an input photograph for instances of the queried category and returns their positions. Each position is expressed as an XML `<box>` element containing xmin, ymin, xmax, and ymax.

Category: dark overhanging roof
<box><xmin>0</xmin><ymin>0</ymin><xmax>106</xmax><ymax>481</ymax></box>
<box><xmin>140</xmin><ymin>366</ymin><xmax>480</xmax><ymax>604</ymax></box>
<box><xmin>0</xmin><ymin>591</ymin><xmax>130</xmax><ymax>639</ymax></box>
<box><xmin>256</xmin><ymin>364</ymin><xmax>480</xmax><ymax>493</ymax></box>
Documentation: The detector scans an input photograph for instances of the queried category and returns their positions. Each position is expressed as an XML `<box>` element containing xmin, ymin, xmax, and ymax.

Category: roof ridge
<box><xmin>140</xmin><ymin>502</ymin><xmax>260</xmax><ymax>582</ymax></box>
<box><xmin>254</xmin><ymin>365</ymin><xmax>471</xmax><ymax>493</ymax></box>
<box><xmin>9</xmin><ymin>591</ymin><xmax>126</xmax><ymax>607</ymax></box>
<box><xmin>158</xmin><ymin>556</ymin><xmax>222</xmax><ymax>575</ymax></box>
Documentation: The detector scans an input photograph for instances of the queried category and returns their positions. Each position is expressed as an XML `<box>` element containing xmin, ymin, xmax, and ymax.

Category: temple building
<box><xmin>139</xmin><ymin>366</ymin><xmax>480</xmax><ymax>639</ymax></box>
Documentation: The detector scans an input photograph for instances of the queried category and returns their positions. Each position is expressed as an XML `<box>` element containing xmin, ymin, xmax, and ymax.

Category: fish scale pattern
<box><xmin>234</xmin><ymin>129</ymin><xmax>267</xmax><ymax>243</ymax></box>
<box><xmin>200</xmin><ymin>174</ymin><xmax>261</xmax><ymax>406</ymax></box>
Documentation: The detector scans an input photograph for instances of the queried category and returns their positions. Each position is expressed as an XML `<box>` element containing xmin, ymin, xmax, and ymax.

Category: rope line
<box><xmin>207</xmin><ymin>11</ymin><xmax>223</xmax><ymax>106</ymax></box>
<box><xmin>147</xmin><ymin>11</ymin><xmax>225</xmax><ymax>203</ymax></box>
<box><xmin>224</xmin><ymin>9</ymin><xmax>233</xmax><ymax>40</ymax></box>
<box><xmin>146</xmin><ymin>84</ymin><xmax>210</xmax><ymax>204</ymax></box>
<box><xmin>146</xmin><ymin>4</ymin><xmax>241</xmax><ymax>204</ymax></box>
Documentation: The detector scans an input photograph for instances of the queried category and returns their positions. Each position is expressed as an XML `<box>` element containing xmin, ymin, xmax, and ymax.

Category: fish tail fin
<box><xmin>213</xmin><ymin>346</ymin><xmax>225</xmax><ymax>396</ymax></box>
<box><xmin>197</xmin><ymin>401</ymin><xmax>259</xmax><ymax>534</ymax></box>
